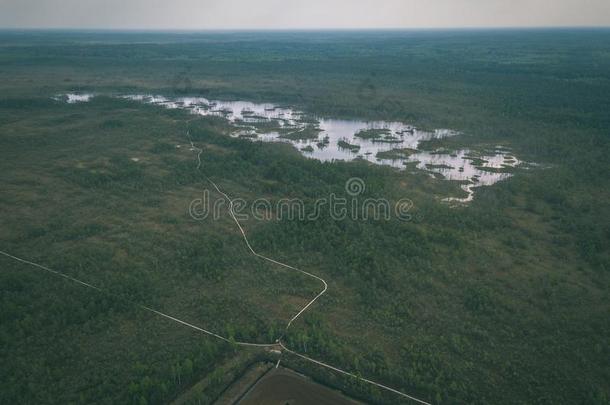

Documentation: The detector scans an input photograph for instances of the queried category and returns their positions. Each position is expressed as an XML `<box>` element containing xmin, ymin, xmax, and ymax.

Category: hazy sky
<box><xmin>1</xmin><ymin>0</ymin><xmax>609</xmax><ymax>29</ymax></box>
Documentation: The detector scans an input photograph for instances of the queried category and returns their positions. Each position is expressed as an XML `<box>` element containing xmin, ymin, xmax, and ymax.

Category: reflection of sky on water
<box><xmin>54</xmin><ymin>93</ymin><xmax>93</xmax><ymax>103</ymax></box>
<box><xmin>61</xmin><ymin>94</ymin><xmax>525</xmax><ymax>203</ymax></box>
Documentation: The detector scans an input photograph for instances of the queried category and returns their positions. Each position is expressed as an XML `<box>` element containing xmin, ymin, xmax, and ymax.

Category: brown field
<box><xmin>239</xmin><ymin>367</ymin><xmax>361</xmax><ymax>405</ymax></box>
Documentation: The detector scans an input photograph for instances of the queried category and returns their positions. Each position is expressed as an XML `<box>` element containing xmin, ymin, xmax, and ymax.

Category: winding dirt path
<box><xmin>0</xmin><ymin>119</ymin><xmax>430</xmax><ymax>404</ymax></box>
<box><xmin>184</xmin><ymin>122</ymin><xmax>429</xmax><ymax>404</ymax></box>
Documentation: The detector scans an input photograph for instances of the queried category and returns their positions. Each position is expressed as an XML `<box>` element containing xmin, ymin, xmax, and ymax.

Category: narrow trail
<box><xmin>0</xmin><ymin>250</ymin><xmax>276</xmax><ymax>349</ymax></box>
<box><xmin>0</xmin><ymin>248</ymin><xmax>428</xmax><ymax>404</ymax></box>
<box><xmin>279</xmin><ymin>342</ymin><xmax>431</xmax><ymax>405</ymax></box>
<box><xmin>184</xmin><ymin>123</ymin><xmax>430</xmax><ymax>404</ymax></box>
<box><xmin>185</xmin><ymin>125</ymin><xmax>328</xmax><ymax>336</ymax></box>
<box><xmin>0</xmin><ymin>120</ymin><xmax>430</xmax><ymax>404</ymax></box>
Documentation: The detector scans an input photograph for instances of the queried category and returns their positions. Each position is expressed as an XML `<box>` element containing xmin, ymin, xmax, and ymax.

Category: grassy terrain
<box><xmin>0</xmin><ymin>29</ymin><xmax>609</xmax><ymax>404</ymax></box>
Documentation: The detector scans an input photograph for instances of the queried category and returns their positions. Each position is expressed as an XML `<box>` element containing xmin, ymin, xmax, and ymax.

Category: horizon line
<box><xmin>1</xmin><ymin>25</ymin><xmax>609</xmax><ymax>32</ymax></box>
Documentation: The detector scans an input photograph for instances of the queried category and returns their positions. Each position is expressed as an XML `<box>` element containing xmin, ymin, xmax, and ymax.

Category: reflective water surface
<box><xmin>54</xmin><ymin>93</ymin><xmax>93</xmax><ymax>103</ymax></box>
<box><xmin>60</xmin><ymin>94</ymin><xmax>526</xmax><ymax>202</ymax></box>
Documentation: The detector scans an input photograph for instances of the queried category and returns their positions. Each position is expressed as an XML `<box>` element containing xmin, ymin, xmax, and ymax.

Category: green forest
<box><xmin>0</xmin><ymin>29</ymin><xmax>609</xmax><ymax>404</ymax></box>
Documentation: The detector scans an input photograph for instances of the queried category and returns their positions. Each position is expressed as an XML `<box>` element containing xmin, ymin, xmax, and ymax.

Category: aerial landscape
<box><xmin>0</xmin><ymin>1</ymin><xmax>609</xmax><ymax>404</ymax></box>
